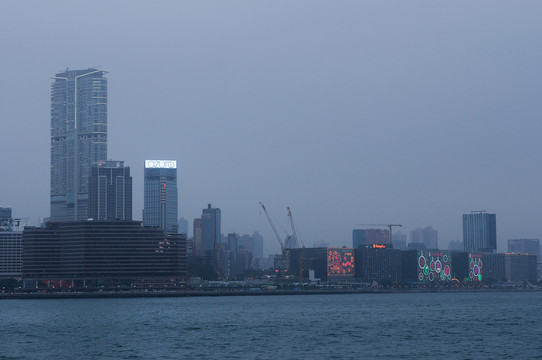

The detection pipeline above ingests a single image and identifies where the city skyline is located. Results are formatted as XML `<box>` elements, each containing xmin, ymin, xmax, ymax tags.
<box><xmin>1</xmin><ymin>2</ymin><xmax>542</xmax><ymax>256</ymax></box>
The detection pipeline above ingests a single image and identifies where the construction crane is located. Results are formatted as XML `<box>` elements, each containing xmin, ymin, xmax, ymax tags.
<box><xmin>287</xmin><ymin>207</ymin><xmax>305</xmax><ymax>282</ymax></box>
<box><xmin>356</xmin><ymin>224</ymin><xmax>402</xmax><ymax>246</ymax></box>
<box><xmin>259</xmin><ymin>202</ymin><xmax>287</xmax><ymax>277</ymax></box>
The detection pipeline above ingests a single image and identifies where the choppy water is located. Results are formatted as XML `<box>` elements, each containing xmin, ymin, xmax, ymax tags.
<box><xmin>2</xmin><ymin>292</ymin><xmax>542</xmax><ymax>359</ymax></box>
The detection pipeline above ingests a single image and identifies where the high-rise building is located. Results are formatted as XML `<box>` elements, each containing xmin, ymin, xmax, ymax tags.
<box><xmin>50</xmin><ymin>68</ymin><xmax>108</xmax><ymax>221</ymax></box>
<box><xmin>178</xmin><ymin>217</ymin><xmax>189</xmax><ymax>235</ymax></box>
<box><xmin>202</xmin><ymin>203</ymin><xmax>221</xmax><ymax>254</ymax></box>
<box><xmin>88</xmin><ymin>160</ymin><xmax>132</xmax><ymax>221</ymax></box>
<box><xmin>463</xmin><ymin>212</ymin><xmax>496</xmax><ymax>253</ymax></box>
<box><xmin>192</xmin><ymin>218</ymin><xmax>203</xmax><ymax>257</ymax></box>
<box><xmin>0</xmin><ymin>207</ymin><xmax>22</xmax><ymax>277</ymax></box>
<box><xmin>0</xmin><ymin>207</ymin><xmax>13</xmax><ymax>230</ymax></box>
<box><xmin>143</xmin><ymin>160</ymin><xmax>178</xmax><ymax>233</ymax></box>
<box><xmin>410</xmin><ymin>226</ymin><xmax>438</xmax><ymax>249</ymax></box>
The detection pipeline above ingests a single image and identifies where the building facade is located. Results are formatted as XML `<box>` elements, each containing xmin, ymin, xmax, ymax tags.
<box><xmin>88</xmin><ymin>160</ymin><xmax>132</xmax><ymax>221</ymax></box>
<box><xmin>143</xmin><ymin>160</ymin><xmax>178</xmax><ymax>233</ymax></box>
<box><xmin>0</xmin><ymin>231</ymin><xmax>22</xmax><ymax>278</ymax></box>
<box><xmin>463</xmin><ymin>212</ymin><xmax>496</xmax><ymax>253</ymax></box>
<box><xmin>22</xmin><ymin>221</ymin><xmax>187</xmax><ymax>287</ymax></box>
<box><xmin>507</xmin><ymin>239</ymin><xmax>540</xmax><ymax>257</ymax></box>
<box><xmin>50</xmin><ymin>68</ymin><xmax>108</xmax><ymax>221</ymax></box>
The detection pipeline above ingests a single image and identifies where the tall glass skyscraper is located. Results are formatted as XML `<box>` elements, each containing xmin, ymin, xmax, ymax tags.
<box><xmin>143</xmin><ymin>160</ymin><xmax>178</xmax><ymax>233</ymax></box>
<box><xmin>463</xmin><ymin>212</ymin><xmax>497</xmax><ymax>253</ymax></box>
<box><xmin>50</xmin><ymin>68</ymin><xmax>108</xmax><ymax>221</ymax></box>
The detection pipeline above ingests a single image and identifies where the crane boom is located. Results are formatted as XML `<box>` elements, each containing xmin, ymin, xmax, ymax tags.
<box><xmin>287</xmin><ymin>207</ymin><xmax>305</xmax><ymax>282</ymax></box>
<box><xmin>260</xmin><ymin>202</ymin><xmax>287</xmax><ymax>277</ymax></box>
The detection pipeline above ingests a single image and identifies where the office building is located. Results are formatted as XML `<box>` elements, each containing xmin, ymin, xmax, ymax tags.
<box><xmin>50</xmin><ymin>68</ymin><xmax>108</xmax><ymax>221</ymax></box>
<box><xmin>22</xmin><ymin>220</ymin><xmax>187</xmax><ymax>287</ymax></box>
<box><xmin>410</xmin><ymin>226</ymin><xmax>438</xmax><ymax>249</ymax></box>
<box><xmin>202</xmin><ymin>203</ymin><xmax>221</xmax><ymax>255</ymax></box>
<box><xmin>355</xmin><ymin>247</ymin><xmax>402</xmax><ymax>283</ymax></box>
<box><xmin>507</xmin><ymin>239</ymin><xmax>540</xmax><ymax>257</ymax></box>
<box><xmin>88</xmin><ymin>160</ymin><xmax>132</xmax><ymax>221</ymax></box>
<box><xmin>0</xmin><ymin>231</ymin><xmax>22</xmax><ymax>278</ymax></box>
<box><xmin>192</xmin><ymin>218</ymin><xmax>204</xmax><ymax>257</ymax></box>
<box><xmin>463</xmin><ymin>212</ymin><xmax>496</xmax><ymax>253</ymax></box>
<box><xmin>353</xmin><ymin>229</ymin><xmax>390</xmax><ymax>248</ymax></box>
<box><xmin>143</xmin><ymin>160</ymin><xmax>178</xmax><ymax>233</ymax></box>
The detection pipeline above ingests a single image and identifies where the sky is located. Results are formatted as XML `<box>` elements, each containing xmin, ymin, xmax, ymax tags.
<box><xmin>1</xmin><ymin>1</ymin><xmax>541</xmax><ymax>256</ymax></box>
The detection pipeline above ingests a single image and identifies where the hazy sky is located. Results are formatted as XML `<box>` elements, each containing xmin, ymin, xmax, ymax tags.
<box><xmin>1</xmin><ymin>1</ymin><xmax>541</xmax><ymax>256</ymax></box>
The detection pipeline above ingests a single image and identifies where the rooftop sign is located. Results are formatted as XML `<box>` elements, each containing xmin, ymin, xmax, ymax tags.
<box><xmin>145</xmin><ymin>160</ymin><xmax>177</xmax><ymax>169</ymax></box>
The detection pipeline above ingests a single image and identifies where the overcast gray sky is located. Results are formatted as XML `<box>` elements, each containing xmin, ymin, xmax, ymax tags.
<box><xmin>1</xmin><ymin>1</ymin><xmax>541</xmax><ymax>255</ymax></box>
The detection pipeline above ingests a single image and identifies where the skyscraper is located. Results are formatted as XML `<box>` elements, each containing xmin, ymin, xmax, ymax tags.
<box><xmin>463</xmin><ymin>211</ymin><xmax>496</xmax><ymax>253</ymax></box>
<box><xmin>202</xmin><ymin>203</ymin><xmax>221</xmax><ymax>255</ymax></box>
<box><xmin>50</xmin><ymin>68</ymin><xmax>108</xmax><ymax>221</ymax></box>
<box><xmin>88</xmin><ymin>160</ymin><xmax>132</xmax><ymax>221</ymax></box>
<box><xmin>143</xmin><ymin>160</ymin><xmax>178</xmax><ymax>233</ymax></box>
<box><xmin>410</xmin><ymin>226</ymin><xmax>438</xmax><ymax>249</ymax></box>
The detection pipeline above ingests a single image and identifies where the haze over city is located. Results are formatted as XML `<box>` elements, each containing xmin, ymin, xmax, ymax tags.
<box><xmin>1</xmin><ymin>1</ymin><xmax>541</xmax><ymax>255</ymax></box>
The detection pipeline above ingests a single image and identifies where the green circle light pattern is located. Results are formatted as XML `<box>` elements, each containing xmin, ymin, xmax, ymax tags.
<box><xmin>417</xmin><ymin>250</ymin><xmax>452</xmax><ymax>283</ymax></box>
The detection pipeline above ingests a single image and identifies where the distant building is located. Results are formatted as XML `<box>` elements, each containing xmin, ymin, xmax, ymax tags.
<box><xmin>0</xmin><ymin>207</ymin><xmax>13</xmax><ymax>231</ymax></box>
<box><xmin>178</xmin><ymin>217</ymin><xmax>189</xmax><ymax>235</ymax></box>
<box><xmin>392</xmin><ymin>232</ymin><xmax>407</xmax><ymax>249</ymax></box>
<box><xmin>353</xmin><ymin>229</ymin><xmax>390</xmax><ymax>248</ymax></box>
<box><xmin>202</xmin><ymin>203</ymin><xmax>221</xmax><ymax>256</ymax></box>
<box><xmin>50</xmin><ymin>68</ymin><xmax>108</xmax><ymax>221</ymax></box>
<box><xmin>410</xmin><ymin>226</ymin><xmax>438</xmax><ymax>249</ymax></box>
<box><xmin>507</xmin><ymin>239</ymin><xmax>540</xmax><ymax>257</ymax></box>
<box><xmin>143</xmin><ymin>160</ymin><xmax>178</xmax><ymax>233</ymax></box>
<box><xmin>88</xmin><ymin>160</ymin><xmax>132</xmax><ymax>221</ymax></box>
<box><xmin>192</xmin><ymin>218</ymin><xmax>204</xmax><ymax>257</ymax></box>
<box><xmin>463</xmin><ymin>212</ymin><xmax>496</xmax><ymax>253</ymax></box>
<box><xmin>408</xmin><ymin>242</ymin><xmax>425</xmax><ymax>251</ymax></box>
<box><xmin>22</xmin><ymin>221</ymin><xmax>187</xmax><ymax>287</ymax></box>
<box><xmin>448</xmin><ymin>240</ymin><xmax>463</xmax><ymax>251</ymax></box>
<box><xmin>238</xmin><ymin>232</ymin><xmax>264</xmax><ymax>264</ymax></box>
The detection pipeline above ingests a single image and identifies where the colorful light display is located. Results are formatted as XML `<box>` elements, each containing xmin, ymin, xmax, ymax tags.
<box><xmin>327</xmin><ymin>248</ymin><xmax>355</xmax><ymax>277</ymax></box>
<box><xmin>417</xmin><ymin>250</ymin><xmax>452</xmax><ymax>282</ymax></box>
<box><xmin>468</xmin><ymin>253</ymin><xmax>483</xmax><ymax>281</ymax></box>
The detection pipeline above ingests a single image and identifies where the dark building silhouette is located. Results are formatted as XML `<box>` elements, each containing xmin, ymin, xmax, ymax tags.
<box><xmin>88</xmin><ymin>160</ymin><xmax>132</xmax><ymax>221</ymax></box>
<box><xmin>355</xmin><ymin>247</ymin><xmax>402</xmax><ymax>283</ymax></box>
<box><xmin>22</xmin><ymin>221</ymin><xmax>186</xmax><ymax>288</ymax></box>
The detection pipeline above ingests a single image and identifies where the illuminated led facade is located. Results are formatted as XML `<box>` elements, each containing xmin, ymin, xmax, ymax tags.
<box><xmin>143</xmin><ymin>160</ymin><xmax>178</xmax><ymax>233</ymax></box>
<box><xmin>50</xmin><ymin>68</ymin><xmax>108</xmax><ymax>221</ymax></box>
<box><xmin>327</xmin><ymin>248</ymin><xmax>355</xmax><ymax>278</ymax></box>
<box><xmin>468</xmin><ymin>253</ymin><xmax>483</xmax><ymax>282</ymax></box>
<box><xmin>417</xmin><ymin>250</ymin><xmax>452</xmax><ymax>282</ymax></box>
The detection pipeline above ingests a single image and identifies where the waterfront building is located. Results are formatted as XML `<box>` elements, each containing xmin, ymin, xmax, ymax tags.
<box><xmin>353</xmin><ymin>229</ymin><xmax>390</xmax><ymax>248</ymax></box>
<box><xmin>0</xmin><ymin>231</ymin><xmax>22</xmax><ymax>278</ymax></box>
<box><xmin>410</xmin><ymin>226</ymin><xmax>438</xmax><ymax>249</ymax></box>
<box><xmin>50</xmin><ymin>68</ymin><xmax>108</xmax><ymax>221</ymax></box>
<box><xmin>88</xmin><ymin>160</ymin><xmax>132</xmax><ymax>221</ymax></box>
<box><xmin>401</xmin><ymin>250</ymin><xmax>418</xmax><ymax>282</ymax></box>
<box><xmin>504</xmin><ymin>253</ymin><xmax>537</xmax><ymax>283</ymax></box>
<box><xmin>355</xmin><ymin>247</ymin><xmax>401</xmax><ymax>283</ymax></box>
<box><xmin>22</xmin><ymin>220</ymin><xmax>187</xmax><ymax>288</ymax></box>
<box><xmin>143</xmin><ymin>160</ymin><xmax>178</xmax><ymax>233</ymax></box>
<box><xmin>289</xmin><ymin>247</ymin><xmax>328</xmax><ymax>282</ymax></box>
<box><xmin>463</xmin><ymin>212</ymin><xmax>496</xmax><ymax>253</ymax></box>
<box><xmin>482</xmin><ymin>253</ymin><xmax>506</xmax><ymax>282</ymax></box>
